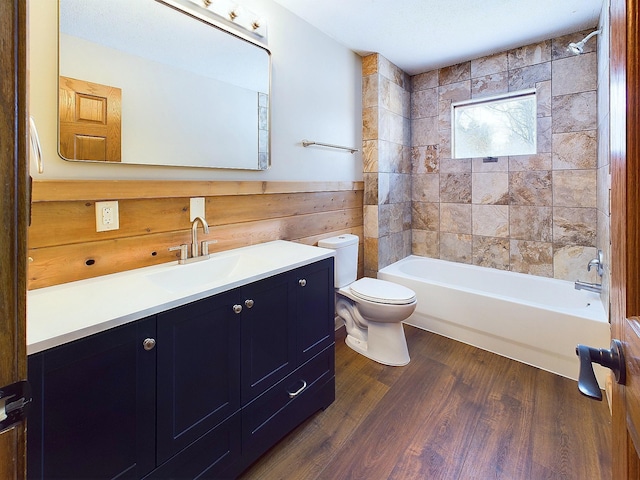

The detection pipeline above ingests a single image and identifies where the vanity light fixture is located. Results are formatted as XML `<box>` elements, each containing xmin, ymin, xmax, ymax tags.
<box><xmin>181</xmin><ymin>0</ymin><xmax>267</xmax><ymax>37</ymax></box>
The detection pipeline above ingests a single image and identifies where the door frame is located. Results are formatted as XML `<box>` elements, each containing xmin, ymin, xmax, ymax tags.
<box><xmin>0</xmin><ymin>0</ymin><xmax>29</xmax><ymax>477</ymax></box>
<box><xmin>610</xmin><ymin>0</ymin><xmax>640</xmax><ymax>477</ymax></box>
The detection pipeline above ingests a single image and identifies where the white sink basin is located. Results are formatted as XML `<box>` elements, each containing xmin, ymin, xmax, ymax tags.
<box><xmin>146</xmin><ymin>252</ymin><xmax>274</xmax><ymax>292</ymax></box>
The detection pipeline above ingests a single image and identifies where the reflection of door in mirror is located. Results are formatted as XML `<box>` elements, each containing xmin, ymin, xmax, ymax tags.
<box><xmin>59</xmin><ymin>76</ymin><xmax>122</xmax><ymax>162</ymax></box>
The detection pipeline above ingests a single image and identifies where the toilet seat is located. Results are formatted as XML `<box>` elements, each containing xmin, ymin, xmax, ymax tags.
<box><xmin>349</xmin><ymin>278</ymin><xmax>416</xmax><ymax>305</ymax></box>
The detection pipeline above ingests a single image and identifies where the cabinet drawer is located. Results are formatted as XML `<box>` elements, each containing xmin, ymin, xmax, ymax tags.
<box><xmin>146</xmin><ymin>412</ymin><xmax>241</xmax><ymax>480</ymax></box>
<box><xmin>241</xmin><ymin>345</ymin><xmax>335</xmax><ymax>462</ymax></box>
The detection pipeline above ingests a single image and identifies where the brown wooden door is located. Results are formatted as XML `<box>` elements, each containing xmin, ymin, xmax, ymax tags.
<box><xmin>611</xmin><ymin>0</ymin><xmax>640</xmax><ymax>478</ymax></box>
<box><xmin>59</xmin><ymin>76</ymin><xmax>122</xmax><ymax>162</ymax></box>
<box><xmin>0</xmin><ymin>0</ymin><xmax>29</xmax><ymax>478</ymax></box>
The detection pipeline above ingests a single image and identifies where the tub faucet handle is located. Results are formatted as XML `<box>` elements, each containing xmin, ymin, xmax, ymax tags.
<box><xmin>587</xmin><ymin>249</ymin><xmax>604</xmax><ymax>277</ymax></box>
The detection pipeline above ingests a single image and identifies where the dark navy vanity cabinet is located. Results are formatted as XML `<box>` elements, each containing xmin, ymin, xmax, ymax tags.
<box><xmin>27</xmin><ymin>258</ymin><xmax>335</xmax><ymax>479</ymax></box>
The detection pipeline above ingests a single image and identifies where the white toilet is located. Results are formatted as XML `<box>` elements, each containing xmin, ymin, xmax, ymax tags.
<box><xmin>318</xmin><ymin>234</ymin><xmax>417</xmax><ymax>366</ymax></box>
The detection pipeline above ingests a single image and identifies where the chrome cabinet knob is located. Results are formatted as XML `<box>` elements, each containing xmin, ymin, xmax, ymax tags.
<box><xmin>142</xmin><ymin>338</ymin><xmax>156</xmax><ymax>351</ymax></box>
<box><xmin>245</xmin><ymin>299</ymin><xmax>254</xmax><ymax>309</ymax></box>
<box><xmin>233</xmin><ymin>304</ymin><xmax>243</xmax><ymax>314</ymax></box>
<box><xmin>298</xmin><ymin>279</ymin><xmax>307</xmax><ymax>287</ymax></box>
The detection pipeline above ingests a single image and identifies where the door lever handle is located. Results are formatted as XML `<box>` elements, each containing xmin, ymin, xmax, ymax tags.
<box><xmin>575</xmin><ymin>339</ymin><xmax>626</xmax><ymax>401</ymax></box>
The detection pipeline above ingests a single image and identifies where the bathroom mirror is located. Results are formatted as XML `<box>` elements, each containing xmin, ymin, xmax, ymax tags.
<box><xmin>58</xmin><ymin>0</ymin><xmax>270</xmax><ymax>170</ymax></box>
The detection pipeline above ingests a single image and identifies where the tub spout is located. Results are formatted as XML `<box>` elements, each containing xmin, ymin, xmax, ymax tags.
<box><xmin>574</xmin><ymin>280</ymin><xmax>602</xmax><ymax>293</ymax></box>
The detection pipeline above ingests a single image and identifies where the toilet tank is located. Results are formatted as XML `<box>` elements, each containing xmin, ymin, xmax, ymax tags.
<box><xmin>318</xmin><ymin>234</ymin><xmax>359</xmax><ymax>288</ymax></box>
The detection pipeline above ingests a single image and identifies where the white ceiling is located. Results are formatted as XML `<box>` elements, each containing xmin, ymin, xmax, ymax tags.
<box><xmin>270</xmin><ymin>0</ymin><xmax>603</xmax><ymax>75</ymax></box>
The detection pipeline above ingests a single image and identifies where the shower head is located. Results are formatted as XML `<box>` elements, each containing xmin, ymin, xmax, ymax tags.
<box><xmin>568</xmin><ymin>30</ymin><xmax>601</xmax><ymax>55</ymax></box>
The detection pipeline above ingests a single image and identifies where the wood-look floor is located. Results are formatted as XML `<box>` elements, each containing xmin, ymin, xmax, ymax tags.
<box><xmin>239</xmin><ymin>325</ymin><xmax>612</xmax><ymax>480</ymax></box>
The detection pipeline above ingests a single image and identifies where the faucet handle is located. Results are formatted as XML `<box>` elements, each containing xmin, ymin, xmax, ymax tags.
<box><xmin>169</xmin><ymin>244</ymin><xmax>189</xmax><ymax>262</ymax></box>
<box><xmin>201</xmin><ymin>240</ymin><xmax>218</xmax><ymax>256</ymax></box>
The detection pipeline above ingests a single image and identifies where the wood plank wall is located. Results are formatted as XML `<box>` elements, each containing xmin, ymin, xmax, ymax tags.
<box><xmin>28</xmin><ymin>180</ymin><xmax>364</xmax><ymax>290</ymax></box>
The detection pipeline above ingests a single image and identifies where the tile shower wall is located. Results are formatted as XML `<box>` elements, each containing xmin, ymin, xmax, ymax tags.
<box><xmin>362</xmin><ymin>54</ymin><xmax>412</xmax><ymax>277</ymax></box>
<box><xmin>410</xmin><ymin>30</ymin><xmax>600</xmax><ymax>282</ymax></box>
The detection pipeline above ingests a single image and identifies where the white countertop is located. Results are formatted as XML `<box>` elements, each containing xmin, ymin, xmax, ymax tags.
<box><xmin>27</xmin><ymin>240</ymin><xmax>334</xmax><ymax>355</ymax></box>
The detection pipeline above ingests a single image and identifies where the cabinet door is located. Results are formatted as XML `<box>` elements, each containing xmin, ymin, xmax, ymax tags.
<box><xmin>241</xmin><ymin>271</ymin><xmax>296</xmax><ymax>403</ymax></box>
<box><xmin>296</xmin><ymin>258</ymin><xmax>335</xmax><ymax>363</ymax></box>
<box><xmin>27</xmin><ymin>317</ymin><xmax>157</xmax><ymax>480</ymax></box>
<box><xmin>156</xmin><ymin>289</ymin><xmax>241</xmax><ymax>465</ymax></box>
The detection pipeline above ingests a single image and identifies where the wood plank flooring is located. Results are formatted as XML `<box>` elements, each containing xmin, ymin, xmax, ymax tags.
<box><xmin>239</xmin><ymin>325</ymin><xmax>612</xmax><ymax>480</ymax></box>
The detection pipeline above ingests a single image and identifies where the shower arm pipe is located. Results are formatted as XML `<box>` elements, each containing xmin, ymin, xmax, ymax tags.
<box><xmin>302</xmin><ymin>139</ymin><xmax>359</xmax><ymax>154</ymax></box>
<box><xmin>580</xmin><ymin>29</ymin><xmax>601</xmax><ymax>45</ymax></box>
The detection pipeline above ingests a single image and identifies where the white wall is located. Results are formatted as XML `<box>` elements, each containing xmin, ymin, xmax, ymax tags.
<box><xmin>29</xmin><ymin>0</ymin><xmax>363</xmax><ymax>181</ymax></box>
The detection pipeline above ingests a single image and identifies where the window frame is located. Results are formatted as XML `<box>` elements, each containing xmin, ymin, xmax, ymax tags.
<box><xmin>451</xmin><ymin>88</ymin><xmax>537</xmax><ymax>159</ymax></box>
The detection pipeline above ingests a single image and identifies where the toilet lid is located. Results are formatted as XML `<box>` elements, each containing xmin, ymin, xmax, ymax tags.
<box><xmin>349</xmin><ymin>278</ymin><xmax>416</xmax><ymax>305</ymax></box>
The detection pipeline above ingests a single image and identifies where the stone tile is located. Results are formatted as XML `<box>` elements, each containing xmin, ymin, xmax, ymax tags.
<box><xmin>402</xmin><ymin>202</ymin><xmax>412</xmax><ymax>231</ymax></box>
<box><xmin>411</xmin><ymin>145</ymin><xmax>439</xmax><ymax>173</ymax></box>
<box><xmin>508</xmin><ymin>153</ymin><xmax>552</xmax><ymax>171</ymax></box>
<box><xmin>362</xmin><ymin>54</ymin><xmax>378</xmax><ymax>76</ymax></box>
<box><xmin>438</xmin><ymin>131</ymin><xmax>452</xmax><ymax>158</ymax></box>
<box><xmin>399</xmin><ymin>145</ymin><xmax>412</xmax><ymax>175</ymax></box>
<box><xmin>439</xmin><ymin>62</ymin><xmax>471</xmax><ymax>85</ymax></box>
<box><xmin>509</xmin><ymin>240</ymin><xmax>553</xmax><ymax>277</ymax></box>
<box><xmin>412</xmin><ymin>230</ymin><xmax>439</xmax><ymax>258</ymax></box>
<box><xmin>363</xmin><ymin>173</ymin><xmax>378</xmax><ymax>205</ymax></box>
<box><xmin>412</xmin><ymin>70</ymin><xmax>438</xmax><ymax>91</ymax></box>
<box><xmin>362</xmin><ymin>74</ymin><xmax>379</xmax><ymax>108</ymax></box>
<box><xmin>472</xmin><ymin>173</ymin><xmax>509</xmax><ymax>205</ymax></box>
<box><xmin>473</xmin><ymin>236</ymin><xmax>510</xmax><ymax>270</ymax></box>
<box><xmin>508</xmin><ymin>40</ymin><xmax>552</xmax><ymax>68</ymax></box>
<box><xmin>553</xmin><ymin>207</ymin><xmax>597</xmax><ymax>247</ymax></box>
<box><xmin>510</xmin><ymin>206</ymin><xmax>553</xmax><ymax>242</ymax></box>
<box><xmin>380</xmin><ymin>231</ymin><xmax>407</xmax><ymax>268</ymax></box>
<box><xmin>362</xmin><ymin>140</ymin><xmax>378</xmax><ymax>173</ymax></box>
<box><xmin>438</xmin><ymin>80</ymin><xmax>471</xmax><ymax>104</ymax></box>
<box><xmin>551</xmin><ymin>30</ymin><xmax>597</xmax><ymax>60</ymax></box>
<box><xmin>362</xmin><ymin>106</ymin><xmax>378</xmax><ymax>141</ymax></box>
<box><xmin>412</xmin><ymin>173</ymin><xmax>440</xmax><ymax>202</ymax></box>
<box><xmin>536</xmin><ymin>80</ymin><xmax>552</xmax><ymax>117</ymax></box>
<box><xmin>440</xmin><ymin>157</ymin><xmax>471</xmax><ymax>173</ymax></box>
<box><xmin>552</xmin><ymin>130</ymin><xmax>597</xmax><ymax>169</ymax></box>
<box><xmin>378</xmin><ymin>204</ymin><xmax>391</xmax><ymax>237</ymax></box>
<box><xmin>537</xmin><ymin>116</ymin><xmax>552</xmax><ymax>154</ymax></box>
<box><xmin>472</xmin><ymin>156</ymin><xmax>509</xmax><ymax>172</ymax></box>
<box><xmin>364</xmin><ymin>236</ymin><xmax>379</xmax><ymax>273</ymax></box>
<box><xmin>411</xmin><ymin>87</ymin><xmax>438</xmax><ymax>119</ymax></box>
<box><xmin>440</xmin><ymin>173</ymin><xmax>472</xmax><ymax>203</ymax></box>
<box><xmin>440</xmin><ymin>233</ymin><xmax>472</xmax><ymax>263</ymax></box>
<box><xmin>597</xmin><ymin>164</ymin><xmax>611</xmax><ymax>215</ymax></box>
<box><xmin>551</xmin><ymin>91</ymin><xmax>597</xmax><ymax>133</ymax></box>
<box><xmin>411</xmin><ymin>116</ymin><xmax>438</xmax><ymax>146</ymax></box>
<box><xmin>378</xmin><ymin>173</ymin><xmax>390</xmax><ymax>204</ymax></box>
<box><xmin>440</xmin><ymin>203</ymin><xmax>472</xmax><ymax>234</ymax></box>
<box><xmin>389</xmin><ymin>173</ymin><xmax>411</xmax><ymax>204</ymax></box>
<box><xmin>382</xmin><ymin>203</ymin><xmax>406</xmax><ymax>234</ymax></box>
<box><xmin>553</xmin><ymin>245</ymin><xmax>599</xmax><ymax>282</ymax></box>
<box><xmin>378</xmin><ymin>140</ymin><xmax>405</xmax><ymax>173</ymax></box>
<box><xmin>552</xmin><ymin>53</ymin><xmax>597</xmax><ymax>96</ymax></box>
<box><xmin>379</xmin><ymin>109</ymin><xmax>405</xmax><ymax>144</ymax></box>
<box><xmin>472</xmin><ymin>204</ymin><xmax>509</xmax><ymax>237</ymax></box>
<box><xmin>412</xmin><ymin>202</ymin><xmax>439</xmax><ymax>230</ymax></box>
<box><xmin>471</xmin><ymin>52</ymin><xmax>508</xmax><ymax>78</ymax></box>
<box><xmin>381</xmin><ymin>77</ymin><xmax>405</xmax><ymax>116</ymax></box>
<box><xmin>471</xmin><ymin>72</ymin><xmax>509</xmax><ymax>98</ymax></box>
<box><xmin>363</xmin><ymin>205</ymin><xmax>378</xmax><ymax>238</ymax></box>
<box><xmin>509</xmin><ymin>170</ymin><xmax>553</xmax><ymax>206</ymax></box>
<box><xmin>553</xmin><ymin>170</ymin><xmax>597</xmax><ymax>208</ymax></box>
<box><xmin>508</xmin><ymin>62</ymin><xmax>552</xmax><ymax>91</ymax></box>
<box><xmin>379</xmin><ymin>55</ymin><xmax>407</xmax><ymax>88</ymax></box>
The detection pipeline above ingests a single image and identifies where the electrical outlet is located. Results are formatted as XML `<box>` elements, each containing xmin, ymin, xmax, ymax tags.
<box><xmin>190</xmin><ymin>197</ymin><xmax>205</xmax><ymax>221</ymax></box>
<box><xmin>96</xmin><ymin>201</ymin><xmax>119</xmax><ymax>232</ymax></box>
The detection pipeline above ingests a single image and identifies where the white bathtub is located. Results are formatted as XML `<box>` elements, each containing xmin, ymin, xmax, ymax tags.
<box><xmin>378</xmin><ymin>255</ymin><xmax>611</xmax><ymax>387</ymax></box>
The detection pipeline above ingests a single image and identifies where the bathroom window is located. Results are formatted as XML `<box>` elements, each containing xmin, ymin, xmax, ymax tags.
<box><xmin>451</xmin><ymin>89</ymin><xmax>537</xmax><ymax>159</ymax></box>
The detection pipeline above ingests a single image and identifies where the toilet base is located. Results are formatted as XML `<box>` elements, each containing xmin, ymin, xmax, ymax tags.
<box><xmin>345</xmin><ymin>321</ymin><xmax>410</xmax><ymax>366</ymax></box>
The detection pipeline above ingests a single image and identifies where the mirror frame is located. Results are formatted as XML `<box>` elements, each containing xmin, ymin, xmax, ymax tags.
<box><xmin>57</xmin><ymin>0</ymin><xmax>272</xmax><ymax>170</ymax></box>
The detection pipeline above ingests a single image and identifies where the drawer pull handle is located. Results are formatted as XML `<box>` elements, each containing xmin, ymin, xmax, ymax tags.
<box><xmin>287</xmin><ymin>380</ymin><xmax>307</xmax><ymax>399</ymax></box>
<box><xmin>299</xmin><ymin>279</ymin><xmax>307</xmax><ymax>287</ymax></box>
<box><xmin>142</xmin><ymin>338</ymin><xmax>156</xmax><ymax>351</ymax></box>
<box><xmin>233</xmin><ymin>304</ymin><xmax>243</xmax><ymax>314</ymax></box>
<box><xmin>245</xmin><ymin>299</ymin><xmax>254</xmax><ymax>308</ymax></box>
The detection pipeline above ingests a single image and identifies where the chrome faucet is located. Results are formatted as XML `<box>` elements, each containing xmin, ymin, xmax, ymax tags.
<box><xmin>191</xmin><ymin>216</ymin><xmax>209</xmax><ymax>258</ymax></box>
<box><xmin>575</xmin><ymin>249</ymin><xmax>604</xmax><ymax>293</ymax></box>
